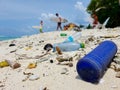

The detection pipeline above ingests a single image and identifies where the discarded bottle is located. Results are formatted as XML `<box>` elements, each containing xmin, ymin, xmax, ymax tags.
<box><xmin>76</xmin><ymin>40</ymin><xmax>117</xmax><ymax>83</ymax></box>
<box><xmin>64</xmin><ymin>32</ymin><xmax>81</xmax><ymax>42</ymax></box>
<box><xmin>60</xmin><ymin>33</ymin><xmax>67</xmax><ymax>36</ymax></box>
<box><xmin>53</xmin><ymin>42</ymin><xmax>85</xmax><ymax>52</ymax></box>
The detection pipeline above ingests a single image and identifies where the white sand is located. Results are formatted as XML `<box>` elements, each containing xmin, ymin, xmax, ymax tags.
<box><xmin>0</xmin><ymin>28</ymin><xmax>120</xmax><ymax>90</ymax></box>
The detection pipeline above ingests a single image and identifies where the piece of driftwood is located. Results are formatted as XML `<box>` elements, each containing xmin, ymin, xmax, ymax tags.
<box><xmin>100</xmin><ymin>35</ymin><xmax>120</xmax><ymax>38</ymax></box>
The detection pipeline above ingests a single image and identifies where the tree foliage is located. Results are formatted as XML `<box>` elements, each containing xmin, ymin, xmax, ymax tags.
<box><xmin>87</xmin><ymin>0</ymin><xmax>120</xmax><ymax>28</ymax></box>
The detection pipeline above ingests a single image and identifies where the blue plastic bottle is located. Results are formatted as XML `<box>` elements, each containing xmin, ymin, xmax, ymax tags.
<box><xmin>53</xmin><ymin>42</ymin><xmax>83</xmax><ymax>52</ymax></box>
<box><xmin>76</xmin><ymin>40</ymin><xmax>117</xmax><ymax>83</ymax></box>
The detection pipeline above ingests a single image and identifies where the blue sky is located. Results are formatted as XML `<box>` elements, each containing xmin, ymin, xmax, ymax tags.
<box><xmin>0</xmin><ymin>0</ymin><xmax>91</xmax><ymax>37</ymax></box>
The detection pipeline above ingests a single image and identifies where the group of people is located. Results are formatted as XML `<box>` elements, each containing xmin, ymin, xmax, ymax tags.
<box><xmin>39</xmin><ymin>13</ymin><xmax>63</xmax><ymax>33</ymax></box>
<box><xmin>39</xmin><ymin>12</ymin><xmax>100</xmax><ymax>33</ymax></box>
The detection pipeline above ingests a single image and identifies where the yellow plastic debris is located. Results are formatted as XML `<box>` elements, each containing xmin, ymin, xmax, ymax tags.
<box><xmin>0</xmin><ymin>60</ymin><xmax>9</xmax><ymax>68</ymax></box>
<box><xmin>27</xmin><ymin>63</ymin><xmax>37</xmax><ymax>69</ymax></box>
<box><xmin>25</xmin><ymin>46</ymin><xmax>32</xmax><ymax>51</ymax></box>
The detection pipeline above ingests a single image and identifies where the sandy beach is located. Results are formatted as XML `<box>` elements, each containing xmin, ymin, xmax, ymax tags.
<box><xmin>0</xmin><ymin>28</ymin><xmax>120</xmax><ymax>90</ymax></box>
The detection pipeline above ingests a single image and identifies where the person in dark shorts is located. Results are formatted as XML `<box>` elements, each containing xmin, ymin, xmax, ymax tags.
<box><xmin>56</xmin><ymin>13</ymin><xmax>62</xmax><ymax>30</ymax></box>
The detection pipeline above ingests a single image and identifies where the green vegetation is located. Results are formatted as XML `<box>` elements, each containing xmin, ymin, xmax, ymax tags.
<box><xmin>87</xmin><ymin>0</ymin><xmax>120</xmax><ymax>28</ymax></box>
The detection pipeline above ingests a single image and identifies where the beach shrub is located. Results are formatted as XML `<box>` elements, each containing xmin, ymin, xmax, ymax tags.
<box><xmin>87</xmin><ymin>0</ymin><xmax>120</xmax><ymax>28</ymax></box>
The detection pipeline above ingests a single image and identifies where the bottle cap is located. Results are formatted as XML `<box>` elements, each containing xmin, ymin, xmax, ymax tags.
<box><xmin>80</xmin><ymin>43</ymin><xmax>85</xmax><ymax>48</ymax></box>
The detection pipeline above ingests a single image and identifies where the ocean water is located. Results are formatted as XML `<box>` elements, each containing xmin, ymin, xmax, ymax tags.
<box><xmin>0</xmin><ymin>36</ymin><xmax>19</xmax><ymax>41</ymax></box>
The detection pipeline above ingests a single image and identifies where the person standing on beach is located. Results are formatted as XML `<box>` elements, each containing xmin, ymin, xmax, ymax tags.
<box><xmin>56</xmin><ymin>13</ymin><xmax>62</xmax><ymax>30</ymax></box>
<box><xmin>40</xmin><ymin>20</ymin><xmax>43</xmax><ymax>33</ymax></box>
<box><xmin>92</xmin><ymin>13</ymin><xmax>99</xmax><ymax>28</ymax></box>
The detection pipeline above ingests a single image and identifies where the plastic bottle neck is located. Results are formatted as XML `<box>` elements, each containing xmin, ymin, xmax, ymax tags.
<box><xmin>68</xmin><ymin>36</ymin><xmax>74</xmax><ymax>42</ymax></box>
